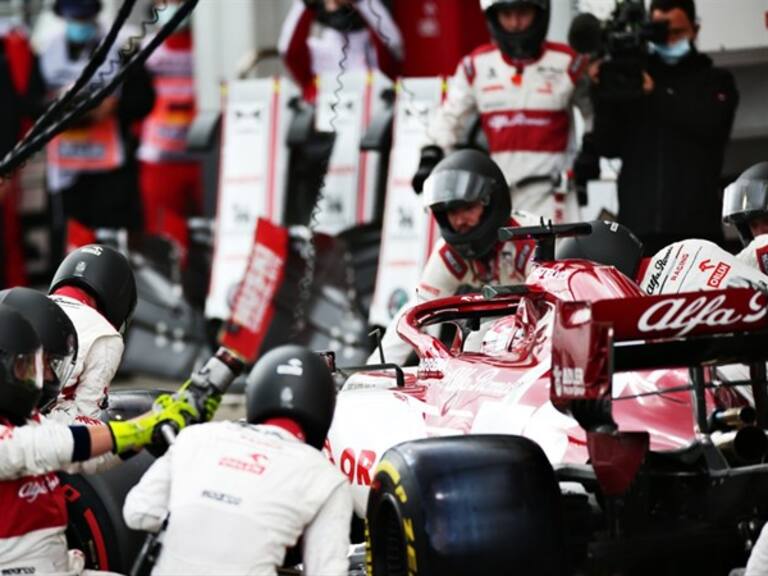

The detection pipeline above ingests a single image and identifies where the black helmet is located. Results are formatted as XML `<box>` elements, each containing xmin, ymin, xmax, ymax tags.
<box><xmin>305</xmin><ymin>0</ymin><xmax>366</xmax><ymax>32</ymax></box>
<box><xmin>480</xmin><ymin>0</ymin><xmax>550</xmax><ymax>61</ymax></box>
<box><xmin>54</xmin><ymin>0</ymin><xmax>102</xmax><ymax>19</ymax></box>
<box><xmin>722</xmin><ymin>162</ymin><xmax>768</xmax><ymax>245</ymax></box>
<box><xmin>245</xmin><ymin>345</ymin><xmax>336</xmax><ymax>450</ymax></box>
<box><xmin>556</xmin><ymin>220</ymin><xmax>644</xmax><ymax>280</ymax></box>
<box><xmin>49</xmin><ymin>244</ymin><xmax>137</xmax><ymax>334</ymax></box>
<box><xmin>0</xmin><ymin>304</ymin><xmax>44</xmax><ymax>426</ymax></box>
<box><xmin>0</xmin><ymin>288</ymin><xmax>78</xmax><ymax>412</ymax></box>
<box><xmin>424</xmin><ymin>149</ymin><xmax>511</xmax><ymax>260</ymax></box>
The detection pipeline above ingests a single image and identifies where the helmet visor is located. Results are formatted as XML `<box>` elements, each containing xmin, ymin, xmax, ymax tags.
<box><xmin>48</xmin><ymin>348</ymin><xmax>77</xmax><ymax>390</ymax></box>
<box><xmin>423</xmin><ymin>169</ymin><xmax>496</xmax><ymax>211</ymax></box>
<box><xmin>723</xmin><ymin>179</ymin><xmax>768</xmax><ymax>222</ymax></box>
<box><xmin>5</xmin><ymin>349</ymin><xmax>44</xmax><ymax>393</ymax></box>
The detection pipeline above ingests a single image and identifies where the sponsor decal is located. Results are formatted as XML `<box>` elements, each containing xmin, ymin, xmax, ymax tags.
<box><xmin>487</xmin><ymin>112</ymin><xmax>551</xmax><ymax>132</ymax></box>
<box><xmin>18</xmin><ymin>475</ymin><xmax>60</xmax><ymax>504</ymax></box>
<box><xmin>202</xmin><ymin>489</ymin><xmax>242</xmax><ymax>506</ymax></box>
<box><xmin>439</xmin><ymin>244</ymin><xmax>468</xmax><ymax>280</ymax></box>
<box><xmin>643</xmin><ymin>246</ymin><xmax>673</xmax><ymax>294</ymax></box>
<box><xmin>2</xmin><ymin>568</ymin><xmax>36</xmax><ymax>575</ymax></box>
<box><xmin>669</xmin><ymin>251</ymin><xmax>690</xmax><ymax>283</ymax></box>
<box><xmin>218</xmin><ymin>453</ymin><xmax>269</xmax><ymax>475</ymax></box>
<box><xmin>757</xmin><ymin>244</ymin><xmax>768</xmax><ymax>275</ymax></box>
<box><xmin>699</xmin><ymin>259</ymin><xmax>716</xmax><ymax>272</ymax></box>
<box><xmin>417</xmin><ymin>283</ymin><xmax>440</xmax><ymax>298</ymax></box>
<box><xmin>276</xmin><ymin>358</ymin><xmax>303</xmax><ymax>377</ymax></box>
<box><xmin>80</xmin><ymin>245</ymin><xmax>103</xmax><ymax>257</ymax></box>
<box><xmin>552</xmin><ymin>365</ymin><xmax>585</xmax><ymax>397</ymax></box>
<box><xmin>638</xmin><ymin>292</ymin><xmax>767</xmax><ymax>337</ymax></box>
<box><xmin>340</xmin><ymin>448</ymin><xmax>378</xmax><ymax>486</ymax></box>
<box><xmin>706</xmin><ymin>262</ymin><xmax>731</xmax><ymax>288</ymax></box>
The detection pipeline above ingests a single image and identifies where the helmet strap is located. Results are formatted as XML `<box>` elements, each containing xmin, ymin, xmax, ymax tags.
<box><xmin>263</xmin><ymin>417</ymin><xmax>306</xmax><ymax>442</ymax></box>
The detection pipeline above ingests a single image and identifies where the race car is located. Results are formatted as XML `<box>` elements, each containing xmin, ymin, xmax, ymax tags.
<box><xmin>326</xmin><ymin>223</ymin><xmax>768</xmax><ymax>575</ymax></box>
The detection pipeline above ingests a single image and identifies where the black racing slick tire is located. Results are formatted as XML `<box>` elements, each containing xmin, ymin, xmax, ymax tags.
<box><xmin>366</xmin><ymin>435</ymin><xmax>565</xmax><ymax>576</ymax></box>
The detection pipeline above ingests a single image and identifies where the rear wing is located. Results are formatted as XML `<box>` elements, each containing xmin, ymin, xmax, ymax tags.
<box><xmin>551</xmin><ymin>287</ymin><xmax>768</xmax><ymax>428</ymax></box>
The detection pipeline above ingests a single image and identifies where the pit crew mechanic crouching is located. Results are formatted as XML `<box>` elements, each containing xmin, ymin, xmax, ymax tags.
<box><xmin>372</xmin><ymin>149</ymin><xmax>539</xmax><ymax>366</ymax></box>
<box><xmin>412</xmin><ymin>0</ymin><xmax>590</xmax><ymax>223</ymax></box>
<box><xmin>0</xmin><ymin>302</ymin><xmax>200</xmax><ymax>575</ymax></box>
<box><xmin>722</xmin><ymin>162</ymin><xmax>768</xmax><ymax>275</ymax></box>
<box><xmin>124</xmin><ymin>345</ymin><xmax>353</xmax><ymax>575</ymax></box>
<box><xmin>47</xmin><ymin>244</ymin><xmax>137</xmax><ymax>422</ymax></box>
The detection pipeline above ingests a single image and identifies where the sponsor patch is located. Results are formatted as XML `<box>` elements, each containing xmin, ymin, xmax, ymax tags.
<box><xmin>202</xmin><ymin>489</ymin><xmax>242</xmax><ymax>506</ymax></box>
<box><xmin>218</xmin><ymin>453</ymin><xmax>269</xmax><ymax>475</ymax></box>
<box><xmin>707</xmin><ymin>262</ymin><xmax>731</xmax><ymax>288</ymax></box>
<box><xmin>515</xmin><ymin>242</ymin><xmax>533</xmax><ymax>274</ymax></box>
<box><xmin>757</xmin><ymin>244</ymin><xmax>768</xmax><ymax>275</ymax></box>
<box><xmin>439</xmin><ymin>244</ymin><xmax>468</xmax><ymax>280</ymax></box>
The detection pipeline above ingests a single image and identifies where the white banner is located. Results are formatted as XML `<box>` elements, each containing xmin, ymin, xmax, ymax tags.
<box><xmin>314</xmin><ymin>69</ymin><xmax>392</xmax><ymax>235</ymax></box>
<box><xmin>368</xmin><ymin>77</ymin><xmax>445</xmax><ymax>327</ymax></box>
<box><xmin>206</xmin><ymin>77</ymin><xmax>298</xmax><ymax>320</ymax></box>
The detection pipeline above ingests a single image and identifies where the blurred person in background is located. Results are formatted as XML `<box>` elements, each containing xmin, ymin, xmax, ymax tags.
<box><xmin>412</xmin><ymin>0</ymin><xmax>590</xmax><ymax>223</ymax></box>
<box><xmin>40</xmin><ymin>0</ymin><xmax>154</xmax><ymax>259</ymax></box>
<box><xmin>587</xmin><ymin>0</ymin><xmax>738</xmax><ymax>255</ymax></box>
<box><xmin>279</xmin><ymin>0</ymin><xmax>403</xmax><ymax>101</ymax></box>
<box><xmin>0</xmin><ymin>2</ymin><xmax>45</xmax><ymax>288</ymax></box>
<box><xmin>139</xmin><ymin>0</ymin><xmax>201</xmax><ymax>259</ymax></box>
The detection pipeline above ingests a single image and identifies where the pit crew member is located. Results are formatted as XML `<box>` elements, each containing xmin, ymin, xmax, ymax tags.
<box><xmin>412</xmin><ymin>0</ymin><xmax>589</xmax><ymax>223</ymax></box>
<box><xmin>279</xmin><ymin>0</ymin><xmax>403</xmax><ymax>101</ymax></box>
<box><xmin>0</xmin><ymin>302</ymin><xmax>199</xmax><ymax>574</ymax></box>
<box><xmin>373</xmin><ymin>149</ymin><xmax>539</xmax><ymax>365</ymax></box>
<box><xmin>124</xmin><ymin>345</ymin><xmax>353</xmax><ymax>576</ymax></box>
<box><xmin>48</xmin><ymin>244</ymin><xmax>137</xmax><ymax>421</ymax></box>
<box><xmin>722</xmin><ymin>162</ymin><xmax>768</xmax><ymax>274</ymax></box>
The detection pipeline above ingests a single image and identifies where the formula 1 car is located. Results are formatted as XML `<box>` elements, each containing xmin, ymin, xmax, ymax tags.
<box><xmin>326</xmin><ymin>223</ymin><xmax>768</xmax><ymax>575</ymax></box>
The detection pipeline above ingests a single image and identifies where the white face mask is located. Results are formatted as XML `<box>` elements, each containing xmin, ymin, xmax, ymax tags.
<box><xmin>650</xmin><ymin>38</ymin><xmax>692</xmax><ymax>65</ymax></box>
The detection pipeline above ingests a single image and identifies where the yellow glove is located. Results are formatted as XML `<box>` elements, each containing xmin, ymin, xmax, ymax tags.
<box><xmin>176</xmin><ymin>380</ymin><xmax>222</xmax><ymax>423</ymax></box>
<box><xmin>108</xmin><ymin>394</ymin><xmax>199</xmax><ymax>454</ymax></box>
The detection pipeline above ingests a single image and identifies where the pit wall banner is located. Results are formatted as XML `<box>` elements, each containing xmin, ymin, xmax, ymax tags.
<box><xmin>206</xmin><ymin>77</ymin><xmax>298</xmax><ymax>320</ymax></box>
<box><xmin>313</xmin><ymin>69</ymin><xmax>393</xmax><ymax>235</ymax></box>
<box><xmin>368</xmin><ymin>77</ymin><xmax>446</xmax><ymax>327</ymax></box>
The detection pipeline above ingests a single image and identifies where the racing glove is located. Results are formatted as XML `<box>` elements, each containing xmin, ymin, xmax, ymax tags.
<box><xmin>176</xmin><ymin>379</ymin><xmax>222</xmax><ymax>423</ymax></box>
<box><xmin>412</xmin><ymin>145</ymin><xmax>444</xmax><ymax>194</ymax></box>
<box><xmin>108</xmin><ymin>394</ymin><xmax>199</xmax><ymax>454</ymax></box>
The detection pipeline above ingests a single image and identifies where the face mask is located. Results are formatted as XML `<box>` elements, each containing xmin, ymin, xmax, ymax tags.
<box><xmin>66</xmin><ymin>20</ymin><xmax>98</xmax><ymax>45</ymax></box>
<box><xmin>651</xmin><ymin>38</ymin><xmax>692</xmax><ymax>65</ymax></box>
<box><xmin>156</xmin><ymin>3</ymin><xmax>189</xmax><ymax>30</ymax></box>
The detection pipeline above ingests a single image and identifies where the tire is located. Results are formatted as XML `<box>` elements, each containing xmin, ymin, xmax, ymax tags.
<box><xmin>366</xmin><ymin>435</ymin><xmax>564</xmax><ymax>576</ymax></box>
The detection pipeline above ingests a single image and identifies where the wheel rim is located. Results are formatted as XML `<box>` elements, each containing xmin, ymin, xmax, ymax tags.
<box><xmin>374</xmin><ymin>499</ymin><xmax>408</xmax><ymax>576</ymax></box>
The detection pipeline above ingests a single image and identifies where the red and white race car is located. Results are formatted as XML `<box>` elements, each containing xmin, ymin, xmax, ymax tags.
<box><xmin>326</xmin><ymin>224</ymin><xmax>768</xmax><ymax>576</ymax></box>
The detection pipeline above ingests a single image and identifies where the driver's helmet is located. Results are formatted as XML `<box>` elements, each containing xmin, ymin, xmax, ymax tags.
<box><xmin>0</xmin><ymin>304</ymin><xmax>44</xmax><ymax>426</ymax></box>
<box><xmin>555</xmin><ymin>220</ymin><xmax>644</xmax><ymax>280</ymax></box>
<box><xmin>245</xmin><ymin>345</ymin><xmax>336</xmax><ymax>450</ymax></box>
<box><xmin>0</xmin><ymin>288</ymin><xmax>78</xmax><ymax>412</ymax></box>
<box><xmin>480</xmin><ymin>0</ymin><xmax>550</xmax><ymax>60</ymax></box>
<box><xmin>723</xmin><ymin>161</ymin><xmax>768</xmax><ymax>245</ymax></box>
<box><xmin>424</xmin><ymin>149</ymin><xmax>511</xmax><ymax>260</ymax></box>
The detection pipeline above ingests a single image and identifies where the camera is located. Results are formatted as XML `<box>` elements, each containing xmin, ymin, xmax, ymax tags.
<box><xmin>569</xmin><ymin>0</ymin><xmax>669</xmax><ymax>101</ymax></box>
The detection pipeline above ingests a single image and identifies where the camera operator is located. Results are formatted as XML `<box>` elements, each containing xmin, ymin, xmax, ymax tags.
<box><xmin>586</xmin><ymin>0</ymin><xmax>738</xmax><ymax>255</ymax></box>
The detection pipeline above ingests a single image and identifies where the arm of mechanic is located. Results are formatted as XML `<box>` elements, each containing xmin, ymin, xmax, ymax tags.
<box><xmin>354</xmin><ymin>0</ymin><xmax>404</xmax><ymax>80</ymax></box>
<box><xmin>123</xmin><ymin>446</ymin><xmax>174</xmax><ymax>533</ymax></box>
<box><xmin>302</xmin><ymin>482</ymin><xmax>354</xmax><ymax>576</ymax></box>
<box><xmin>0</xmin><ymin>397</ymin><xmax>196</xmax><ymax>481</ymax></box>
<box><xmin>426</xmin><ymin>56</ymin><xmax>479</xmax><ymax>151</ymax></box>
<box><xmin>278</xmin><ymin>0</ymin><xmax>317</xmax><ymax>98</ymax></box>
<box><xmin>53</xmin><ymin>336</ymin><xmax>124</xmax><ymax>421</ymax></box>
